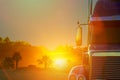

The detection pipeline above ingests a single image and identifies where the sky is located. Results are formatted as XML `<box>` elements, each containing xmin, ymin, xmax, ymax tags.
<box><xmin>0</xmin><ymin>0</ymin><xmax>97</xmax><ymax>49</ymax></box>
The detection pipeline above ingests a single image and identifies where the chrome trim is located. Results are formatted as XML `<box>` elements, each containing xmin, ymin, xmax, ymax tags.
<box><xmin>90</xmin><ymin>15</ymin><xmax>120</xmax><ymax>21</ymax></box>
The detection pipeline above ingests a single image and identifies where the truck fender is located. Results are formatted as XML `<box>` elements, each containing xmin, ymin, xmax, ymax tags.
<box><xmin>68</xmin><ymin>65</ymin><xmax>86</xmax><ymax>80</ymax></box>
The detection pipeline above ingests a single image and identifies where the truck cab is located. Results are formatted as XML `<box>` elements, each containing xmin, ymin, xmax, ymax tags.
<box><xmin>68</xmin><ymin>0</ymin><xmax>120</xmax><ymax>80</ymax></box>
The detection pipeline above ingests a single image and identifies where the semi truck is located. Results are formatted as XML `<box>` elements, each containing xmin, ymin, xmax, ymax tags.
<box><xmin>68</xmin><ymin>0</ymin><xmax>120</xmax><ymax>80</ymax></box>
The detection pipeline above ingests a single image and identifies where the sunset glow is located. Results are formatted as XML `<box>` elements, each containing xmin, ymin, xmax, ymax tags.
<box><xmin>0</xmin><ymin>0</ymin><xmax>99</xmax><ymax>80</ymax></box>
<box><xmin>53</xmin><ymin>58</ymin><xmax>67</xmax><ymax>69</ymax></box>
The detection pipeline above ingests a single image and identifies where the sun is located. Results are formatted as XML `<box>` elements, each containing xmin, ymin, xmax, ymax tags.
<box><xmin>54</xmin><ymin>59</ymin><xmax>66</xmax><ymax>66</ymax></box>
<box><xmin>53</xmin><ymin>58</ymin><xmax>67</xmax><ymax>69</ymax></box>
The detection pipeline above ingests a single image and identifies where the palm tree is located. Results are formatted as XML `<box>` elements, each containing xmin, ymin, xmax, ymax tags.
<box><xmin>12</xmin><ymin>52</ymin><xmax>22</xmax><ymax>70</ymax></box>
<box><xmin>38</xmin><ymin>55</ymin><xmax>51</xmax><ymax>69</ymax></box>
<box><xmin>2</xmin><ymin>57</ymin><xmax>14</xmax><ymax>69</ymax></box>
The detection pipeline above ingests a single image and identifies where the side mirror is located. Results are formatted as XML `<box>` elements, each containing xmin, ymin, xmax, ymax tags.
<box><xmin>76</xmin><ymin>21</ymin><xmax>82</xmax><ymax>46</ymax></box>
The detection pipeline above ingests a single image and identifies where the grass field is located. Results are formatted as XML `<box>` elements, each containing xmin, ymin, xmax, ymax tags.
<box><xmin>0</xmin><ymin>69</ymin><xmax>69</xmax><ymax>80</ymax></box>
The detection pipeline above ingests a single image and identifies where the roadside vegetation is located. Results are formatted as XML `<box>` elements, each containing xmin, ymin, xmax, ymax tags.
<box><xmin>0</xmin><ymin>36</ymin><xmax>87</xmax><ymax>80</ymax></box>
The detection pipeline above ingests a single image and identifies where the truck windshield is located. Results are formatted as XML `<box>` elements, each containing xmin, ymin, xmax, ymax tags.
<box><xmin>93</xmin><ymin>0</ymin><xmax>120</xmax><ymax>17</ymax></box>
<box><xmin>91</xmin><ymin>21</ymin><xmax>120</xmax><ymax>44</ymax></box>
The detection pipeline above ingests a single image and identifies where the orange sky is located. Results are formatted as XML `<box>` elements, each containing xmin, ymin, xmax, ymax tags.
<box><xmin>0</xmin><ymin>0</ymin><xmax>97</xmax><ymax>49</ymax></box>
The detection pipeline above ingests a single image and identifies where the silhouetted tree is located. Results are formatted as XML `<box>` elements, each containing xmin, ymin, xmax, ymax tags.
<box><xmin>0</xmin><ymin>37</ymin><xmax>3</xmax><ymax>43</ymax></box>
<box><xmin>38</xmin><ymin>55</ymin><xmax>51</xmax><ymax>69</ymax></box>
<box><xmin>2</xmin><ymin>57</ymin><xmax>14</xmax><ymax>69</ymax></box>
<box><xmin>4</xmin><ymin>37</ymin><xmax>10</xmax><ymax>43</ymax></box>
<box><xmin>12</xmin><ymin>52</ymin><xmax>22</xmax><ymax>70</ymax></box>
